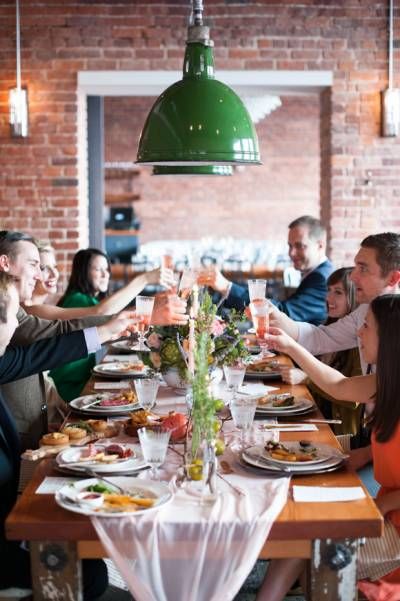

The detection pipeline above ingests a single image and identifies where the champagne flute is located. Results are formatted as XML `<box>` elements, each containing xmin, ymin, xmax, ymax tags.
<box><xmin>138</xmin><ymin>427</ymin><xmax>171</xmax><ymax>480</ymax></box>
<box><xmin>248</xmin><ymin>279</ymin><xmax>267</xmax><ymax>302</ymax></box>
<box><xmin>230</xmin><ymin>396</ymin><xmax>258</xmax><ymax>450</ymax></box>
<box><xmin>178</xmin><ymin>268</ymin><xmax>197</xmax><ymax>300</ymax></box>
<box><xmin>249</xmin><ymin>298</ymin><xmax>271</xmax><ymax>357</ymax></box>
<box><xmin>135</xmin><ymin>295</ymin><xmax>155</xmax><ymax>351</ymax></box>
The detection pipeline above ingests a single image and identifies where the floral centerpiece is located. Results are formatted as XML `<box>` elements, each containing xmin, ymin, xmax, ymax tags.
<box><xmin>144</xmin><ymin>300</ymin><xmax>250</xmax><ymax>383</ymax></box>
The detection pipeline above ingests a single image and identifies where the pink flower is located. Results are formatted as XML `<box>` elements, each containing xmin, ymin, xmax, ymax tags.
<box><xmin>147</xmin><ymin>332</ymin><xmax>161</xmax><ymax>349</ymax></box>
<box><xmin>211</xmin><ymin>318</ymin><xmax>225</xmax><ymax>336</ymax></box>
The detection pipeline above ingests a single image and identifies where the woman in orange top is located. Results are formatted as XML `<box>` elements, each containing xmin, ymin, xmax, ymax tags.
<box><xmin>256</xmin><ymin>294</ymin><xmax>400</xmax><ymax>601</ymax></box>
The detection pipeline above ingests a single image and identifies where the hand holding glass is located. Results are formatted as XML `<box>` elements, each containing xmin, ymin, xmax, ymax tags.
<box><xmin>178</xmin><ymin>269</ymin><xmax>197</xmax><ymax>300</ymax></box>
<box><xmin>133</xmin><ymin>378</ymin><xmax>159</xmax><ymax>410</ymax></box>
<box><xmin>135</xmin><ymin>295</ymin><xmax>155</xmax><ymax>350</ymax></box>
<box><xmin>230</xmin><ymin>396</ymin><xmax>258</xmax><ymax>450</ymax></box>
<box><xmin>223</xmin><ymin>365</ymin><xmax>246</xmax><ymax>399</ymax></box>
<box><xmin>138</xmin><ymin>427</ymin><xmax>171</xmax><ymax>480</ymax></box>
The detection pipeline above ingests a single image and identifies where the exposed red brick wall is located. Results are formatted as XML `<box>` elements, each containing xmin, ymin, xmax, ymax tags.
<box><xmin>104</xmin><ymin>95</ymin><xmax>320</xmax><ymax>243</ymax></box>
<box><xmin>0</xmin><ymin>1</ymin><xmax>399</xmax><ymax>273</ymax></box>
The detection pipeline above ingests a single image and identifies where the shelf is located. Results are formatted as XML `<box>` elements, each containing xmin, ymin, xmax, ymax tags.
<box><xmin>105</xmin><ymin>193</ymin><xmax>140</xmax><ymax>204</ymax></box>
<box><xmin>105</xmin><ymin>167</ymin><xmax>141</xmax><ymax>179</ymax></box>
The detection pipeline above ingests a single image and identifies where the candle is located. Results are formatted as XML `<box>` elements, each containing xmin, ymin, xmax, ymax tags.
<box><xmin>188</xmin><ymin>317</ymin><xmax>195</xmax><ymax>375</ymax></box>
<box><xmin>192</xmin><ymin>284</ymin><xmax>199</xmax><ymax>318</ymax></box>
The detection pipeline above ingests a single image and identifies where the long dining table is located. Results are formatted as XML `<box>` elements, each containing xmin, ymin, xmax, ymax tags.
<box><xmin>6</xmin><ymin>354</ymin><xmax>382</xmax><ymax>601</ymax></box>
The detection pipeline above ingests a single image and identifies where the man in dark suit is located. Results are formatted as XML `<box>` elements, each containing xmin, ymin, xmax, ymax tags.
<box><xmin>198</xmin><ymin>216</ymin><xmax>333</xmax><ymax>326</ymax></box>
<box><xmin>0</xmin><ymin>272</ymin><xmax>109</xmax><ymax>597</ymax></box>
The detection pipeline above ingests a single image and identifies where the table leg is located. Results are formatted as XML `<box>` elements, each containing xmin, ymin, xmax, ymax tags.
<box><xmin>309</xmin><ymin>538</ymin><xmax>359</xmax><ymax>601</ymax></box>
<box><xmin>30</xmin><ymin>541</ymin><xmax>83</xmax><ymax>601</ymax></box>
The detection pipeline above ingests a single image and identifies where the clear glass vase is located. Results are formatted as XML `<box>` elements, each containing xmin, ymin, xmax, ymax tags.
<box><xmin>184</xmin><ymin>439</ymin><xmax>218</xmax><ymax>503</ymax></box>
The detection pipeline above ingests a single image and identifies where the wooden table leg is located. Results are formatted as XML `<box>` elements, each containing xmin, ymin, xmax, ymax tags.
<box><xmin>30</xmin><ymin>541</ymin><xmax>83</xmax><ymax>601</ymax></box>
<box><xmin>309</xmin><ymin>538</ymin><xmax>359</xmax><ymax>601</ymax></box>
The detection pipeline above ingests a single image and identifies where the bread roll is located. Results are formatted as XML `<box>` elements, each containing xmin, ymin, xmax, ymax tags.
<box><xmin>61</xmin><ymin>426</ymin><xmax>87</xmax><ymax>440</ymax></box>
<box><xmin>40</xmin><ymin>432</ymin><xmax>69</xmax><ymax>446</ymax></box>
<box><xmin>86</xmin><ymin>419</ymin><xmax>108</xmax><ymax>433</ymax></box>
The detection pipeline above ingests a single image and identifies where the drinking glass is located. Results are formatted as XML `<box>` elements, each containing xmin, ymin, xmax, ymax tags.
<box><xmin>133</xmin><ymin>378</ymin><xmax>159</xmax><ymax>410</ymax></box>
<box><xmin>223</xmin><ymin>365</ymin><xmax>246</xmax><ymax>399</ymax></box>
<box><xmin>230</xmin><ymin>396</ymin><xmax>258</xmax><ymax>450</ymax></box>
<box><xmin>248</xmin><ymin>279</ymin><xmax>267</xmax><ymax>302</ymax></box>
<box><xmin>138</xmin><ymin>427</ymin><xmax>171</xmax><ymax>480</ymax></box>
<box><xmin>161</xmin><ymin>251</ymin><xmax>174</xmax><ymax>270</ymax></box>
<box><xmin>178</xmin><ymin>268</ymin><xmax>197</xmax><ymax>300</ymax></box>
<box><xmin>249</xmin><ymin>298</ymin><xmax>271</xmax><ymax>357</ymax></box>
<box><xmin>135</xmin><ymin>295</ymin><xmax>155</xmax><ymax>350</ymax></box>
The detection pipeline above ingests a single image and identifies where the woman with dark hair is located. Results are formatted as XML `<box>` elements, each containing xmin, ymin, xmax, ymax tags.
<box><xmin>257</xmin><ymin>295</ymin><xmax>400</xmax><ymax>601</ymax></box>
<box><xmin>279</xmin><ymin>267</ymin><xmax>362</xmax><ymax>435</ymax></box>
<box><xmin>48</xmin><ymin>247</ymin><xmax>171</xmax><ymax>401</ymax></box>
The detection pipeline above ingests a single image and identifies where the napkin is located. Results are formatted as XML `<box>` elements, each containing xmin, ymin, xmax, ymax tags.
<box><xmin>103</xmin><ymin>354</ymin><xmax>140</xmax><ymax>363</ymax></box>
<box><xmin>260</xmin><ymin>423</ymin><xmax>318</xmax><ymax>432</ymax></box>
<box><xmin>293</xmin><ymin>485</ymin><xmax>366</xmax><ymax>502</ymax></box>
<box><xmin>93</xmin><ymin>381</ymin><xmax>130</xmax><ymax>390</ymax></box>
<box><xmin>36</xmin><ymin>477</ymin><xmax>78</xmax><ymax>494</ymax></box>
<box><xmin>239</xmin><ymin>383</ymin><xmax>279</xmax><ymax>395</ymax></box>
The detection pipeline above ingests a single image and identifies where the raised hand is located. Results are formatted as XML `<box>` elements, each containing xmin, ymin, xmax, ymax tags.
<box><xmin>263</xmin><ymin>326</ymin><xmax>297</xmax><ymax>355</ymax></box>
<box><xmin>197</xmin><ymin>266</ymin><xmax>231</xmax><ymax>295</ymax></box>
<box><xmin>151</xmin><ymin>292</ymin><xmax>189</xmax><ymax>326</ymax></box>
<box><xmin>97</xmin><ymin>310</ymin><xmax>140</xmax><ymax>342</ymax></box>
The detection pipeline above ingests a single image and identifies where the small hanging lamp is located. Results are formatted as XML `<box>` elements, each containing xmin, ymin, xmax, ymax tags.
<box><xmin>137</xmin><ymin>0</ymin><xmax>261</xmax><ymax>167</ymax></box>
<box><xmin>152</xmin><ymin>165</ymin><xmax>233</xmax><ymax>176</ymax></box>
<box><xmin>9</xmin><ymin>0</ymin><xmax>28</xmax><ymax>137</ymax></box>
<box><xmin>382</xmin><ymin>0</ymin><xmax>400</xmax><ymax>136</ymax></box>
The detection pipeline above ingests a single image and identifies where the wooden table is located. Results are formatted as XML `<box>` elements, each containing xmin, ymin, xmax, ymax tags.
<box><xmin>6</xmin><ymin>377</ymin><xmax>382</xmax><ymax>601</ymax></box>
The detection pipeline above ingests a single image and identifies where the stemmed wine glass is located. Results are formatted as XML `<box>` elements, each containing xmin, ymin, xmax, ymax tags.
<box><xmin>134</xmin><ymin>295</ymin><xmax>155</xmax><ymax>351</ymax></box>
<box><xmin>132</xmin><ymin>378</ymin><xmax>159</xmax><ymax>411</ymax></box>
<box><xmin>249</xmin><ymin>298</ymin><xmax>271</xmax><ymax>357</ymax></box>
<box><xmin>223</xmin><ymin>364</ymin><xmax>246</xmax><ymax>400</ymax></box>
<box><xmin>138</xmin><ymin>427</ymin><xmax>171</xmax><ymax>480</ymax></box>
<box><xmin>230</xmin><ymin>396</ymin><xmax>258</xmax><ymax>451</ymax></box>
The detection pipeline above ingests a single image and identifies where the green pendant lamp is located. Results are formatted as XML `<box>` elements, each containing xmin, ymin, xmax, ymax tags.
<box><xmin>152</xmin><ymin>165</ymin><xmax>233</xmax><ymax>176</ymax></box>
<box><xmin>137</xmin><ymin>0</ymin><xmax>261</xmax><ymax>167</ymax></box>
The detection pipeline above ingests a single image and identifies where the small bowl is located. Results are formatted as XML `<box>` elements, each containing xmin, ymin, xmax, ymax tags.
<box><xmin>77</xmin><ymin>491</ymin><xmax>104</xmax><ymax>509</ymax></box>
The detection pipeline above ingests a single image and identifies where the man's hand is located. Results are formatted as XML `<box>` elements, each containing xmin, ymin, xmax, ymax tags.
<box><xmin>97</xmin><ymin>310</ymin><xmax>139</xmax><ymax>342</ymax></box>
<box><xmin>151</xmin><ymin>292</ymin><xmax>189</xmax><ymax>326</ymax></box>
<box><xmin>197</xmin><ymin>266</ymin><xmax>231</xmax><ymax>295</ymax></box>
<box><xmin>269</xmin><ymin>305</ymin><xmax>299</xmax><ymax>341</ymax></box>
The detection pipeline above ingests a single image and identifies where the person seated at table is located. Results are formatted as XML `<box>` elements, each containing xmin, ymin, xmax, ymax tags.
<box><xmin>198</xmin><ymin>215</ymin><xmax>333</xmax><ymax>325</ymax></box>
<box><xmin>279</xmin><ymin>267</ymin><xmax>362</xmax><ymax>436</ymax></box>
<box><xmin>256</xmin><ymin>294</ymin><xmax>400</xmax><ymax>601</ymax></box>
<box><xmin>0</xmin><ymin>272</ymin><xmax>142</xmax><ymax>597</ymax></box>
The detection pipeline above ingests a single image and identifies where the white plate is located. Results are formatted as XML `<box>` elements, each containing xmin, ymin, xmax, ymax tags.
<box><xmin>55</xmin><ymin>477</ymin><xmax>172</xmax><ymax>517</ymax></box>
<box><xmin>243</xmin><ymin>444</ymin><xmax>343</xmax><ymax>472</ymax></box>
<box><xmin>110</xmin><ymin>339</ymin><xmax>139</xmax><ymax>353</ymax></box>
<box><xmin>239</xmin><ymin>453</ymin><xmax>344</xmax><ymax>476</ymax></box>
<box><xmin>93</xmin><ymin>362</ymin><xmax>149</xmax><ymax>378</ymax></box>
<box><xmin>70</xmin><ymin>394</ymin><xmax>139</xmax><ymax>415</ymax></box>
<box><xmin>56</xmin><ymin>443</ymin><xmax>147</xmax><ymax>474</ymax></box>
<box><xmin>255</xmin><ymin>397</ymin><xmax>314</xmax><ymax>414</ymax></box>
<box><xmin>263</xmin><ymin>443</ymin><xmax>333</xmax><ymax>466</ymax></box>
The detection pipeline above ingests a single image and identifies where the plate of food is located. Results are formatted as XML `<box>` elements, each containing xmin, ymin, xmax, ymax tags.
<box><xmin>262</xmin><ymin>440</ymin><xmax>333</xmax><ymax>465</ymax></box>
<box><xmin>245</xmin><ymin>359</ymin><xmax>281</xmax><ymax>380</ymax></box>
<box><xmin>55</xmin><ymin>477</ymin><xmax>172</xmax><ymax>516</ymax></box>
<box><xmin>70</xmin><ymin>392</ymin><xmax>139</xmax><ymax>416</ymax></box>
<box><xmin>255</xmin><ymin>395</ymin><xmax>314</xmax><ymax>415</ymax></box>
<box><xmin>56</xmin><ymin>443</ymin><xmax>147</xmax><ymax>474</ymax></box>
<box><xmin>110</xmin><ymin>339</ymin><xmax>139</xmax><ymax>353</ymax></box>
<box><xmin>240</xmin><ymin>447</ymin><xmax>345</xmax><ymax>475</ymax></box>
<box><xmin>93</xmin><ymin>361</ymin><xmax>149</xmax><ymax>378</ymax></box>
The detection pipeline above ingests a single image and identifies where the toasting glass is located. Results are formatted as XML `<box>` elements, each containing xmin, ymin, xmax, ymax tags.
<box><xmin>135</xmin><ymin>295</ymin><xmax>155</xmax><ymax>351</ymax></box>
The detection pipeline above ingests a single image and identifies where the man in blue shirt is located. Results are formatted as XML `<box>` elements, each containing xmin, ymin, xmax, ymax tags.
<box><xmin>199</xmin><ymin>215</ymin><xmax>333</xmax><ymax>325</ymax></box>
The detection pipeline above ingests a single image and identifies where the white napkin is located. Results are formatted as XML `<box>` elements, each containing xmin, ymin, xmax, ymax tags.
<box><xmin>239</xmin><ymin>383</ymin><xmax>279</xmax><ymax>395</ymax></box>
<box><xmin>103</xmin><ymin>354</ymin><xmax>140</xmax><ymax>363</ymax></box>
<box><xmin>93</xmin><ymin>381</ymin><xmax>130</xmax><ymax>390</ymax></box>
<box><xmin>36</xmin><ymin>477</ymin><xmax>78</xmax><ymax>494</ymax></box>
<box><xmin>260</xmin><ymin>424</ymin><xmax>318</xmax><ymax>432</ymax></box>
<box><xmin>293</xmin><ymin>485</ymin><xmax>366</xmax><ymax>502</ymax></box>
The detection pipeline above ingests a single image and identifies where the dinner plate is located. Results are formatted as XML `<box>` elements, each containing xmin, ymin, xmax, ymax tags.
<box><xmin>255</xmin><ymin>397</ymin><xmax>314</xmax><ymax>414</ymax></box>
<box><xmin>245</xmin><ymin>362</ymin><xmax>281</xmax><ymax>380</ymax></box>
<box><xmin>242</xmin><ymin>444</ymin><xmax>344</xmax><ymax>473</ymax></box>
<box><xmin>93</xmin><ymin>362</ymin><xmax>149</xmax><ymax>379</ymax></box>
<box><xmin>238</xmin><ymin>454</ymin><xmax>344</xmax><ymax>477</ymax></box>
<box><xmin>263</xmin><ymin>443</ymin><xmax>333</xmax><ymax>466</ymax></box>
<box><xmin>110</xmin><ymin>339</ymin><xmax>139</xmax><ymax>353</ymax></box>
<box><xmin>55</xmin><ymin>477</ymin><xmax>172</xmax><ymax>517</ymax></box>
<box><xmin>56</xmin><ymin>443</ymin><xmax>147</xmax><ymax>474</ymax></box>
<box><xmin>70</xmin><ymin>393</ymin><xmax>139</xmax><ymax>416</ymax></box>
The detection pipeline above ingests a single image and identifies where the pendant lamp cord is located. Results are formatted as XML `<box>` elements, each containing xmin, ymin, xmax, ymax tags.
<box><xmin>191</xmin><ymin>0</ymin><xmax>204</xmax><ymax>26</ymax></box>
<box><xmin>388</xmin><ymin>0</ymin><xmax>394</xmax><ymax>89</ymax></box>
<box><xmin>16</xmin><ymin>0</ymin><xmax>21</xmax><ymax>90</ymax></box>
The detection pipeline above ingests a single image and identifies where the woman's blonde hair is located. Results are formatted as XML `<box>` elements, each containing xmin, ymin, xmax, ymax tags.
<box><xmin>35</xmin><ymin>239</ymin><xmax>54</xmax><ymax>254</ymax></box>
<box><xmin>0</xmin><ymin>272</ymin><xmax>18</xmax><ymax>323</ymax></box>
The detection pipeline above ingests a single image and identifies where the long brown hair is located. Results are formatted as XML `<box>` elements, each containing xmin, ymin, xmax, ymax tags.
<box><xmin>58</xmin><ymin>248</ymin><xmax>110</xmax><ymax>305</ymax></box>
<box><xmin>368</xmin><ymin>295</ymin><xmax>400</xmax><ymax>442</ymax></box>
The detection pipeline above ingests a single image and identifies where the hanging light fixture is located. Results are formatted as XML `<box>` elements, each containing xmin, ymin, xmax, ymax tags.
<box><xmin>9</xmin><ymin>0</ymin><xmax>28</xmax><ymax>137</ymax></box>
<box><xmin>382</xmin><ymin>0</ymin><xmax>400</xmax><ymax>137</ymax></box>
<box><xmin>152</xmin><ymin>165</ymin><xmax>233</xmax><ymax>176</ymax></box>
<box><xmin>137</xmin><ymin>0</ymin><xmax>261</xmax><ymax>167</ymax></box>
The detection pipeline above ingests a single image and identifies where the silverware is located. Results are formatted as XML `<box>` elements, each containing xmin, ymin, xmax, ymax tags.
<box><xmin>83</xmin><ymin>468</ymin><xmax>126</xmax><ymax>493</ymax></box>
<box><xmin>299</xmin><ymin>418</ymin><xmax>342</xmax><ymax>425</ymax></box>
<box><xmin>217</xmin><ymin>472</ymin><xmax>246</xmax><ymax>496</ymax></box>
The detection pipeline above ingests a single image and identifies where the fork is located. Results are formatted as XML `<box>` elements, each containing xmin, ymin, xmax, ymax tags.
<box><xmin>83</xmin><ymin>467</ymin><xmax>126</xmax><ymax>493</ymax></box>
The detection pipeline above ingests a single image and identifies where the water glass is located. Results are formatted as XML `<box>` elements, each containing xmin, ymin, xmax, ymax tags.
<box><xmin>223</xmin><ymin>364</ymin><xmax>246</xmax><ymax>399</ymax></box>
<box><xmin>248</xmin><ymin>279</ymin><xmax>267</xmax><ymax>302</ymax></box>
<box><xmin>135</xmin><ymin>295</ymin><xmax>155</xmax><ymax>350</ymax></box>
<box><xmin>138</xmin><ymin>427</ymin><xmax>171</xmax><ymax>479</ymax></box>
<box><xmin>230</xmin><ymin>396</ymin><xmax>258</xmax><ymax>450</ymax></box>
<box><xmin>133</xmin><ymin>378</ymin><xmax>159</xmax><ymax>411</ymax></box>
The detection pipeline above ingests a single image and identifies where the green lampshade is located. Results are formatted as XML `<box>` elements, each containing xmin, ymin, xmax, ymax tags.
<box><xmin>152</xmin><ymin>165</ymin><xmax>233</xmax><ymax>176</ymax></box>
<box><xmin>137</xmin><ymin>29</ymin><xmax>261</xmax><ymax>167</ymax></box>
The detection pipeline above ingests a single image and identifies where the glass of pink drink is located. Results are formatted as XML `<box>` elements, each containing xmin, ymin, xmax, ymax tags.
<box><xmin>249</xmin><ymin>298</ymin><xmax>271</xmax><ymax>357</ymax></box>
<box><xmin>135</xmin><ymin>295</ymin><xmax>155</xmax><ymax>351</ymax></box>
